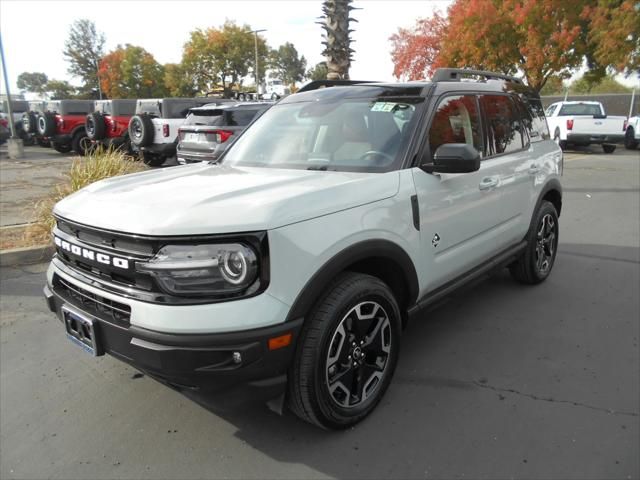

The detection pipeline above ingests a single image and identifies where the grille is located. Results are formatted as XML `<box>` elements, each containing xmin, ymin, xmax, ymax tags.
<box><xmin>53</xmin><ymin>274</ymin><xmax>131</xmax><ymax>326</ymax></box>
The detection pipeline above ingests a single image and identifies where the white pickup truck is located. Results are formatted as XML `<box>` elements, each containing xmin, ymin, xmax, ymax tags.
<box><xmin>545</xmin><ymin>101</ymin><xmax>626</xmax><ymax>153</ymax></box>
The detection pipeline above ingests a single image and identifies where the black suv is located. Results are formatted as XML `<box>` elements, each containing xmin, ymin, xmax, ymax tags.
<box><xmin>176</xmin><ymin>102</ymin><xmax>271</xmax><ymax>164</ymax></box>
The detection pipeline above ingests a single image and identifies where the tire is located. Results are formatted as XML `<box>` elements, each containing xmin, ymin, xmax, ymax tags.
<box><xmin>287</xmin><ymin>272</ymin><xmax>401</xmax><ymax>429</ymax></box>
<box><xmin>71</xmin><ymin>130</ymin><xmax>92</xmax><ymax>156</ymax></box>
<box><xmin>140</xmin><ymin>150</ymin><xmax>165</xmax><ymax>167</ymax></box>
<box><xmin>553</xmin><ymin>128</ymin><xmax>566</xmax><ymax>150</ymax></box>
<box><xmin>22</xmin><ymin>112</ymin><xmax>36</xmax><ymax>133</ymax></box>
<box><xmin>85</xmin><ymin>112</ymin><xmax>106</xmax><ymax>140</ymax></box>
<box><xmin>128</xmin><ymin>114</ymin><xmax>154</xmax><ymax>148</ymax></box>
<box><xmin>624</xmin><ymin>128</ymin><xmax>638</xmax><ymax>150</ymax></box>
<box><xmin>36</xmin><ymin>112</ymin><xmax>56</xmax><ymax>136</ymax></box>
<box><xmin>602</xmin><ymin>144</ymin><xmax>616</xmax><ymax>154</ymax></box>
<box><xmin>271</xmin><ymin>93</ymin><xmax>278</xmax><ymax>101</ymax></box>
<box><xmin>52</xmin><ymin>142</ymin><xmax>72</xmax><ymax>154</ymax></box>
<box><xmin>509</xmin><ymin>200</ymin><xmax>559</xmax><ymax>285</ymax></box>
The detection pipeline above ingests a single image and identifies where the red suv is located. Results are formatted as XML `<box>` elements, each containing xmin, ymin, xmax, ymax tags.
<box><xmin>36</xmin><ymin>100</ymin><xmax>95</xmax><ymax>155</ymax></box>
<box><xmin>85</xmin><ymin>99</ymin><xmax>137</xmax><ymax>151</ymax></box>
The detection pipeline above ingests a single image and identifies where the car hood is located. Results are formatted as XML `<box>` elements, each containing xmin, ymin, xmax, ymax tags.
<box><xmin>54</xmin><ymin>164</ymin><xmax>400</xmax><ymax>235</ymax></box>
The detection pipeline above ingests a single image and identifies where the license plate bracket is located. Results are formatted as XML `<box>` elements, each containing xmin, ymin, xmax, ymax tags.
<box><xmin>62</xmin><ymin>305</ymin><xmax>104</xmax><ymax>356</ymax></box>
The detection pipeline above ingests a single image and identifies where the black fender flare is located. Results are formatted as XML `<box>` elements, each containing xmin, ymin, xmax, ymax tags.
<box><xmin>524</xmin><ymin>178</ymin><xmax>563</xmax><ymax>241</ymax></box>
<box><xmin>285</xmin><ymin>239</ymin><xmax>419</xmax><ymax>322</ymax></box>
<box><xmin>71</xmin><ymin>124</ymin><xmax>88</xmax><ymax>139</ymax></box>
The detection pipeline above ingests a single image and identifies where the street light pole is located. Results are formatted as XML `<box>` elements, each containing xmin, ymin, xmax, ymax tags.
<box><xmin>252</xmin><ymin>29</ymin><xmax>266</xmax><ymax>98</ymax></box>
<box><xmin>0</xmin><ymin>31</ymin><xmax>24</xmax><ymax>159</ymax></box>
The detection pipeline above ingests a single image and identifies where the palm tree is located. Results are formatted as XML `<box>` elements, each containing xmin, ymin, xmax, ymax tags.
<box><xmin>318</xmin><ymin>0</ymin><xmax>358</xmax><ymax>80</ymax></box>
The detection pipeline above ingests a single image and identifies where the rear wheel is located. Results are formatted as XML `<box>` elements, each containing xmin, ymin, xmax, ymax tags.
<box><xmin>287</xmin><ymin>272</ymin><xmax>401</xmax><ymax>429</ymax></box>
<box><xmin>553</xmin><ymin>128</ymin><xmax>566</xmax><ymax>150</ymax></box>
<box><xmin>52</xmin><ymin>143</ymin><xmax>72</xmax><ymax>154</ymax></box>
<box><xmin>602</xmin><ymin>144</ymin><xmax>616</xmax><ymax>154</ymax></box>
<box><xmin>510</xmin><ymin>200</ymin><xmax>559</xmax><ymax>284</ymax></box>
<box><xmin>140</xmin><ymin>151</ymin><xmax>165</xmax><ymax>167</ymax></box>
<box><xmin>624</xmin><ymin>128</ymin><xmax>638</xmax><ymax>150</ymax></box>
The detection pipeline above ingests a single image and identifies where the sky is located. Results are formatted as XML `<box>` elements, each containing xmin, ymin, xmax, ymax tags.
<box><xmin>0</xmin><ymin>0</ymin><xmax>451</xmax><ymax>95</ymax></box>
<box><xmin>1</xmin><ymin>0</ymin><xmax>637</xmax><ymax>96</ymax></box>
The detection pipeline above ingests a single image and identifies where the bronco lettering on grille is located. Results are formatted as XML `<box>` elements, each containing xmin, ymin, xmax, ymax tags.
<box><xmin>54</xmin><ymin>236</ymin><xmax>130</xmax><ymax>270</ymax></box>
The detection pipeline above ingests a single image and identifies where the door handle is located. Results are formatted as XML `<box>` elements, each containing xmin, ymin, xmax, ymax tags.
<box><xmin>479</xmin><ymin>176</ymin><xmax>499</xmax><ymax>191</ymax></box>
<box><xmin>528</xmin><ymin>164</ymin><xmax>541</xmax><ymax>174</ymax></box>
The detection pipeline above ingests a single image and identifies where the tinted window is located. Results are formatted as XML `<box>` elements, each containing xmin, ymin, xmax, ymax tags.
<box><xmin>558</xmin><ymin>103</ymin><xmax>602</xmax><ymax>116</ymax></box>
<box><xmin>225</xmin><ymin>109</ymin><xmax>260</xmax><ymax>126</ymax></box>
<box><xmin>545</xmin><ymin>104</ymin><xmax>557</xmax><ymax>116</ymax></box>
<box><xmin>184</xmin><ymin>109</ymin><xmax>225</xmax><ymax>126</ymax></box>
<box><xmin>480</xmin><ymin>95</ymin><xmax>523</xmax><ymax>155</ymax></box>
<box><xmin>429</xmin><ymin>95</ymin><xmax>482</xmax><ymax>156</ymax></box>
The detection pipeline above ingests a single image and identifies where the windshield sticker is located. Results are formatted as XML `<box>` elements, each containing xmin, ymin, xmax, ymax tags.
<box><xmin>371</xmin><ymin>102</ymin><xmax>396</xmax><ymax>112</ymax></box>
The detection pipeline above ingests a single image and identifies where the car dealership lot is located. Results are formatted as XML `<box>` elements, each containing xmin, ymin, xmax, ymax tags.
<box><xmin>0</xmin><ymin>148</ymin><xmax>638</xmax><ymax>479</ymax></box>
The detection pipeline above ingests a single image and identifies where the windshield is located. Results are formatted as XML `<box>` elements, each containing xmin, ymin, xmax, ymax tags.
<box><xmin>222</xmin><ymin>97</ymin><xmax>421</xmax><ymax>172</ymax></box>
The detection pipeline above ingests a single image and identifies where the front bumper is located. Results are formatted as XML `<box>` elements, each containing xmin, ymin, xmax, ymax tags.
<box><xmin>566</xmin><ymin>133</ymin><xmax>625</xmax><ymax>145</ymax></box>
<box><xmin>44</xmin><ymin>262</ymin><xmax>302</xmax><ymax>395</ymax></box>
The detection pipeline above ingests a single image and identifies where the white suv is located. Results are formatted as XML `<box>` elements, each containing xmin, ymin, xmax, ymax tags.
<box><xmin>128</xmin><ymin>98</ymin><xmax>212</xmax><ymax>166</ymax></box>
<box><xmin>44</xmin><ymin>69</ymin><xmax>563</xmax><ymax>429</ymax></box>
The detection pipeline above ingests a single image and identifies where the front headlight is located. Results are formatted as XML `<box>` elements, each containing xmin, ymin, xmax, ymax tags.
<box><xmin>137</xmin><ymin>243</ymin><xmax>259</xmax><ymax>297</ymax></box>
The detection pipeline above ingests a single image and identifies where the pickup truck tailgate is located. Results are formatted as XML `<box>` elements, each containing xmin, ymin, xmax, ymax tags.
<box><xmin>572</xmin><ymin>116</ymin><xmax>625</xmax><ymax>135</ymax></box>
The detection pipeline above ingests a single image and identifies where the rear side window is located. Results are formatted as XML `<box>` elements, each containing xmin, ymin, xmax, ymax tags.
<box><xmin>428</xmin><ymin>95</ymin><xmax>482</xmax><ymax>156</ymax></box>
<box><xmin>480</xmin><ymin>95</ymin><xmax>523</xmax><ymax>155</ymax></box>
<box><xmin>225</xmin><ymin>109</ymin><xmax>261</xmax><ymax>126</ymax></box>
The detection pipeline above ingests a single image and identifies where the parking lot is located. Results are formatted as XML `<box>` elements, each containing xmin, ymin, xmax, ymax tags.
<box><xmin>0</xmin><ymin>147</ymin><xmax>638</xmax><ymax>479</ymax></box>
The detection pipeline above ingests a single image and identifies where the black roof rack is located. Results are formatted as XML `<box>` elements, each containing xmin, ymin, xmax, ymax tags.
<box><xmin>297</xmin><ymin>79</ymin><xmax>381</xmax><ymax>93</ymax></box>
<box><xmin>432</xmin><ymin>68</ymin><xmax>523</xmax><ymax>85</ymax></box>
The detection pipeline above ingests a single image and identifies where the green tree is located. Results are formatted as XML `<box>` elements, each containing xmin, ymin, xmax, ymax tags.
<box><xmin>182</xmin><ymin>21</ymin><xmax>269</xmax><ymax>96</ymax></box>
<box><xmin>16</xmin><ymin>72</ymin><xmax>49</xmax><ymax>95</ymax></box>
<box><xmin>63</xmin><ymin>19</ymin><xmax>105</xmax><ymax>99</ymax></box>
<box><xmin>270</xmin><ymin>42</ymin><xmax>307</xmax><ymax>86</ymax></box>
<box><xmin>98</xmin><ymin>44</ymin><xmax>168</xmax><ymax>98</ymax></box>
<box><xmin>164</xmin><ymin>63</ymin><xmax>198</xmax><ymax>97</ymax></box>
<box><xmin>539</xmin><ymin>75</ymin><xmax>566</xmax><ymax>95</ymax></box>
<box><xmin>569</xmin><ymin>74</ymin><xmax>633</xmax><ymax>94</ymax></box>
<box><xmin>45</xmin><ymin>80</ymin><xmax>77</xmax><ymax>99</ymax></box>
<box><xmin>306</xmin><ymin>62</ymin><xmax>329</xmax><ymax>81</ymax></box>
<box><xmin>319</xmin><ymin>0</ymin><xmax>358</xmax><ymax>80</ymax></box>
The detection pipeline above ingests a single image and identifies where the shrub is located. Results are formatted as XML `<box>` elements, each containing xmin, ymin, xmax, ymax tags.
<box><xmin>25</xmin><ymin>148</ymin><xmax>145</xmax><ymax>245</ymax></box>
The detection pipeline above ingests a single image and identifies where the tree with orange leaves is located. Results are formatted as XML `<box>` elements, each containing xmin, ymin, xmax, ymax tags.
<box><xmin>99</xmin><ymin>44</ymin><xmax>167</xmax><ymax>99</ymax></box>
<box><xmin>390</xmin><ymin>0</ymin><xmax>638</xmax><ymax>92</ymax></box>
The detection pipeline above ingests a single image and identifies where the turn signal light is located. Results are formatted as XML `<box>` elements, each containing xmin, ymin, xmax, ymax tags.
<box><xmin>162</xmin><ymin>124</ymin><xmax>170</xmax><ymax>137</ymax></box>
<box><xmin>268</xmin><ymin>333</ymin><xmax>292</xmax><ymax>351</ymax></box>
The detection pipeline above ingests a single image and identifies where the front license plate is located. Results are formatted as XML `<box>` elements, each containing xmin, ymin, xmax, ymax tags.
<box><xmin>62</xmin><ymin>305</ymin><xmax>103</xmax><ymax>356</ymax></box>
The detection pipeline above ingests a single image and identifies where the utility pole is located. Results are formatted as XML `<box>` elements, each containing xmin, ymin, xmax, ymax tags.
<box><xmin>0</xmin><ymin>32</ymin><xmax>24</xmax><ymax>159</ymax></box>
<box><xmin>252</xmin><ymin>29</ymin><xmax>266</xmax><ymax>98</ymax></box>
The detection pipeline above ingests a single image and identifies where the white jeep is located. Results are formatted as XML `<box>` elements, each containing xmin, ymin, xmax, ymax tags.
<box><xmin>44</xmin><ymin>69</ymin><xmax>563</xmax><ymax>429</ymax></box>
<box><xmin>128</xmin><ymin>98</ymin><xmax>211</xmax><ymax>166</ymax></box>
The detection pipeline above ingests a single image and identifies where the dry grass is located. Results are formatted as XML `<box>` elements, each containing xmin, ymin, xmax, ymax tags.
<box><xmin>21</xmin><ymin>148</ymin><xmax>146</xmax><ymax>247</ymax></box>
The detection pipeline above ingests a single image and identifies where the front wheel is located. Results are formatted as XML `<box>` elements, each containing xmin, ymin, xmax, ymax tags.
<box><xmin>602</xmin><ymin>144</ymin><xmax>616</xmax><ymax>154</ymax></box>
<box><xmin>287</xmin><ymin>272</ymin><xmax>401</xmax><ymax>429</ymax></box>
<box><xmin>510</xmin><ymin>200</ymin><xmax>559</xmax><ymax>284</ymax></box>
<box><xmin>72</xmin><ymin>131</ymin><xmax>92</xmax><ymax>156</ymax></box>
<box><xmin>52</xmin><ymin>142</ymin><xmax>72</xmax><ymax>154</ymax></box>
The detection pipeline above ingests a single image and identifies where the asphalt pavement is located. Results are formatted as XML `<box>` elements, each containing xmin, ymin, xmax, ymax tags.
<box><xmin>0</xmin><ymin>147</ymin><xmax>638</xmax><ymax>479</ymax></box>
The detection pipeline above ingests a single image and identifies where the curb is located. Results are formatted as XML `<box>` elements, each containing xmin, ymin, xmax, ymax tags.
<box><xmin>0</xmin><ymin>244</ymin><xmax>54</xmax><ymax>267</ymax></box>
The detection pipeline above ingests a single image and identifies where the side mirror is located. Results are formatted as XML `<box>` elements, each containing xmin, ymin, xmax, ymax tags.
<box><xmin>421</xmin><ymin>143</ymin><xmax>481</xmax><ymax>174</ymax></box>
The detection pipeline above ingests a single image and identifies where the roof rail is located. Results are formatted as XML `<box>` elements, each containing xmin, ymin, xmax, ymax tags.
<box><xmin>297</xmin><ymin>79</ymin><xmax>381</xmax><ymax>93</ymax></box>
<box><xmin>432</xmin><ymin>68</ymin><xmax>523</xmax><ymax>85</ymax></box>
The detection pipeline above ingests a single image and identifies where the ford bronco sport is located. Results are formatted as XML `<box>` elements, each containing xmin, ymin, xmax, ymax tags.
<box><xmin>44</xmin><ymin>69</ymin><xmax>563</xmax><ymax>429</ymax></box>
<box><xmin>86</xmin><ymin>99</ymin><xmax>137</xmax><ymax>152</ymax></box>
<box><xmin>127</xmin><ymin>98</ymin><xmax>212</xmax><ymax>166</ymax></box>
<box><xmin>36</xmin><ymin>100</ymin><xmax>95</xmax><ymax>155</ymax></box>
